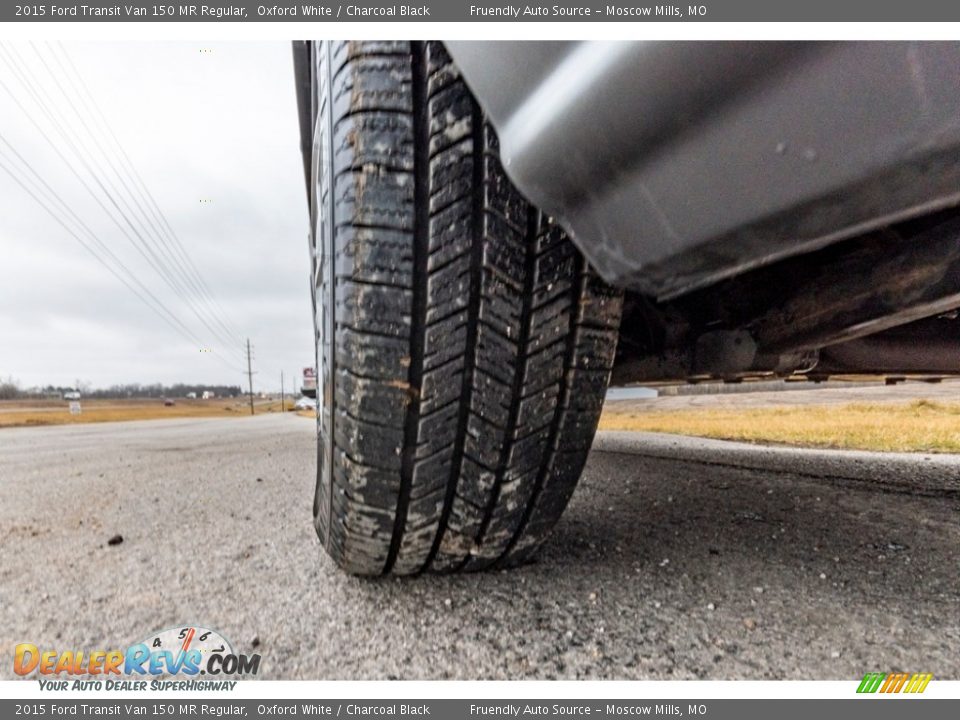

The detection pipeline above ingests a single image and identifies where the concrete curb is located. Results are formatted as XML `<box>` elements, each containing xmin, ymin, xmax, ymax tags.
<box><xmin>592</xmin><ymin>431</ymin><xmax>960</xmax><ymax>493</ymax></box>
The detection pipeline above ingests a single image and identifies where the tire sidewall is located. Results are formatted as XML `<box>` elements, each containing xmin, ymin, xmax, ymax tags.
<box><xmin>311</xmin><ymin>41</ymin><xmax>335</xmax><ymax>547</ymax></box>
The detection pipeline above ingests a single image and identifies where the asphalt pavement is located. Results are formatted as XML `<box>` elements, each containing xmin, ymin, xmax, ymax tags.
<box><xmin>1</xmin><ymin>415</ymin><xmax>957</xmax><ymax>680</ymax></box>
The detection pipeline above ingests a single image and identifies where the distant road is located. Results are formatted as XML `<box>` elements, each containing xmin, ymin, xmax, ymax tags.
<box><xmin>1</xmin><ymin>416</ymin><xmax>957</xmax><ymax>679</ymax></box>
<box><xmin>604</xmin><ymin>377</ymin><xmax>960</xmax><ymax>412</ymax></box>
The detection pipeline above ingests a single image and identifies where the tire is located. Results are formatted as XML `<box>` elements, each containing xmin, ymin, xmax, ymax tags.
<box><xmin>310</xmin><ymin>40</ymin><xmax>623</xmax><ymax>575</ymax></box>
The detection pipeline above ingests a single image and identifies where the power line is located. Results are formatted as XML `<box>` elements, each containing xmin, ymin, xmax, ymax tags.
<box><xmin>0</xmin><ymin>43</ymin><xmax>245</xmax><ymax>360</ymax></box>
<box><xmin>0</xmin><ymin>136</ymin><xmax>201</xmax><ymax>348</ymax></box>
<box><xmin>0</xmin><ymin>156</ymin><xmax>245</xmax><ymax>377</ymax></box>
<box><xmin>46</xmin><ymin>41</ymin><xmax>246</xmax><ymax>346</ymax></box>
<box><xmin>50</xmin><ymin>41</ymin><xmax>247</xmax><ymax>347</ymax></box>
<box><xmin>33</xmin><ymin>42</ymin><xmax>243</xmax><ymax>352</ymax></box>
<box><xmin>0</xmin><ymin>147</ymin><xmax>248</xmax><ymax>375</ymax></box>
<box><xmin>4</xmin><ymin>42</ymin><xmax>244</xmax><ymax>357</ymax></box>
<box><xmin>0</xmin><ymin>113</ymin><xmax>244</xmax><ymax>372</ymax></box>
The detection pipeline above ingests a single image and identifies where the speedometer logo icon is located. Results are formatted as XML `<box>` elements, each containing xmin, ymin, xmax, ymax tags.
<box><xmin>139</xmin><ymin>625</ymin><xmax>234</xmax><ymax>668</ymax></box>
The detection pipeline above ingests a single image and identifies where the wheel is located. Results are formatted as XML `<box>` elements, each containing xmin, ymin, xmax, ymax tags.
<box><xmin>309</xmin><ymin>40</ymin><xmax>623</xmax><ymax>575</ymax></box>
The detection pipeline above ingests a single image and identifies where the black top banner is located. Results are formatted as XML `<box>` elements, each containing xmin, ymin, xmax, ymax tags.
<box><xmin>2</xmin><ymin>701</ymin><xmax>959</xmax><ymax>719</ymax></box>
<box><xmin>4</xmin><ymin>0</ymin><xmax>960</xmax><ymax>22</ymax></box>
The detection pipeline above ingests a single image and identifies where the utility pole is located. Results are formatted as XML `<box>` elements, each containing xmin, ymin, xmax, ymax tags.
<box><xmin>246</xmin><ymin>338</ymin><xmax>256</xmax><ymax>416</ymax></box>
<box><xmin>280</xmin><ymin>370</ymin><xmax>285</xmax><ymax>412</ymax></box>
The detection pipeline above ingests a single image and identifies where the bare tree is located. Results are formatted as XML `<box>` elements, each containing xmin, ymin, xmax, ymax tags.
<box><xmin>0</xmin><ymin>376</ymin><xmax>22</xmax><ymax>400</ymax></box>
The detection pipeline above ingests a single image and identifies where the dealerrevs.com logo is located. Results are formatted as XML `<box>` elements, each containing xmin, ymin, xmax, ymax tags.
<box><xmin>14</xmin><ymin>625</ymin><xmax>260</xmax><ymax>691</ymax></box>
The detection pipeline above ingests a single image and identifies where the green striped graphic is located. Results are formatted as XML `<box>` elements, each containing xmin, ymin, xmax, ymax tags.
<box><xmin>857</xmin><ymin>673</ymin><xmax>886</xmax><ymax>693</ymax></box>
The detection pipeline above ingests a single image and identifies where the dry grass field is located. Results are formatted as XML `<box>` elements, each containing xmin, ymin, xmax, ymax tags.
<box><xmin>599</xmin><ymin>399</ymin><xmax>960</xmax><ymax>453</ymax></box>
<box><xmin>0</xmin><ymin>397</ymin><xmax>296</xmax><ymax>428</ymax></box>
<box><xmin>5</xmin><ymin>391</ymin><xmax>958</xmax><ymax>453</ymax></box>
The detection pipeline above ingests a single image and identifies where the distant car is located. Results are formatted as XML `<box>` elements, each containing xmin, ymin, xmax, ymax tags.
<box><xmin>294</xmin><ymin>396</ymin><xmax>316</xmax><ymax>410</ymax></box>
<box><xmin>186</xmin><ymin>392</ymin><xmax>197</xmax><ymax>399</ymax></box>
<box><xmin>163</xmin><ymin>398</ymin><xmax>175</xmax><ymax>407</ymax></box>
<box><xmin>63</xmin><ymin>391</ymin><xmax>80</xmax><ymax>400</ymax></box>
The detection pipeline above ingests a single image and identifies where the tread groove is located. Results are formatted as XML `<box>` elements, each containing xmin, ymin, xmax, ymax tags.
<box><xmin>422</xmin><ymin>91</ymin><xmax>486</xmax><ymax>572</ymax></box>
<box><xmin>494</xmin><ymin>254</ymin><xmax>587</xmax><ymax>567</ymax></box>
<box><xmin>459</xmin><ymin>205</ymin><xmax>541</xmax><ymax>570</ymax></box>
<box><xmin>383</xmin><ymin>41</ymin><xmax>428</xmax><ymax>575</ymax></box>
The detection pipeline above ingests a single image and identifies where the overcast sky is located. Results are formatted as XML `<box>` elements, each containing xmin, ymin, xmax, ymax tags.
<box><xmin>0</xmin><ymin>41</ymin><xmax>312</xmax><ymax>392</ymax></box>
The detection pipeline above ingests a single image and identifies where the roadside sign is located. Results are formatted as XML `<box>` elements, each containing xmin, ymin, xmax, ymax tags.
<box><xmin>302</xmin><ymin>366</ymin><xmax>317</xmax><ymax>393</ymax></box>
<box><xmin>68</xmin><ymin>401</ymin><xmax>81</xmax><ymax>415</ymax></box>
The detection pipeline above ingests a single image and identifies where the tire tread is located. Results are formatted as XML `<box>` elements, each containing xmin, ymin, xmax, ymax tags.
<box><xmin>313</xmin><ymin>41</ymin><xmax>622</xmax><ymax>575</ymax></box>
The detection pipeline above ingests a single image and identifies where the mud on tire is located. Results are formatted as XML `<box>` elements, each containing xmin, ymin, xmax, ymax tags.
<box><xmin>310</xmin><ymin>40</ymin><xmax>622</xmax><ymax>575</ymax></box>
